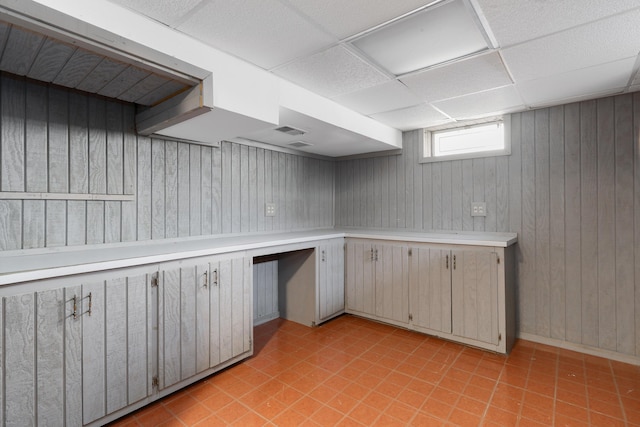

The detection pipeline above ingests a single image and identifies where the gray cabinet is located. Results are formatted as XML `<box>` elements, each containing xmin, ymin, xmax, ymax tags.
<box><xmin>0</xmin><ymin>264</ymin><xmax>156</xmax><ymax>427</ymax></box>
<box><xmin>408</xmin><ymin>246</ymin><xmax>452</xmax><ymax>335</ymax></box>
<box><xmin>158</xmin><ymin>254</ymin><xmax>252</xmax><ymax>390</ymax></box>
<box><xmin>0</xmin><ymin>253</ymin><xmax>253</xmax><ymax>426</ymax></box>
<box><xmin>348</xmin><ymin>238</ymin><xmax>515</xmax><ymax>354</ymax></box>
<box><xmin>345</xmin><ymin>239</ymin><xmax>409</xmax><ymax>326</ymax></box>
<box><xmin>318</xmin><ymin>239</ymin><xmax>345</xmax><ymax>322</ymax></box>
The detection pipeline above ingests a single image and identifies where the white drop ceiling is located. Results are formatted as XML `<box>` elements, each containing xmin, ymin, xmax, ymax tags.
<box><xmin>104</xmin><ymin>0</ymin><xmax>640</xmax><ymax>135</ymax></box>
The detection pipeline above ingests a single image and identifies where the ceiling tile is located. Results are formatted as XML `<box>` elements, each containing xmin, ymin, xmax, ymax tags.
<box><xmin>285</xmin><ymin>0</ymin><xmax>433</xmax><ymax>40</ymax></box>
<box><xmin>370</xmin><ymin>103</ymin><xmax>450</xmax><ymax>131</ymax></box>
<box><xmin>274</xmin><ymin>46</ymin><xmax>390</xmax><ymax>98</ymax></box>
<box><xmin>400</xmin><ymin>51</ymin><xmax>512</xmax><ymax>102</ymax></box>
<box><xmin>476</xmin><ymin>0</ymin><xmax>640</xmax><ymax>47</ymax></box>
<box><xmin>501</xmin><ymin>9</ymin><xmax>640</xmax><ymax>82</ymax></box>
<box><xmin>176</xmin><ymin>0</ymin><xmax>337</xmax><ymax>69</ymax></box>
<box><xmin>332</xmin><ymin>81</ymin><xmax>422</xmax><ymax>115</ymax></box>
<box><xmin>517</xmin><ymin>57</ymin><xmax>636</xmax><ymax>107</ymax></box>
<box><xmin>433</xmin><ymin>85</ymin><xmax>524</xmax><ymax>119</ymax></box>
<box><xmin>108</xmin><ymin>0</ymin><xmax>203</xmax><ymax>27</ymax></box>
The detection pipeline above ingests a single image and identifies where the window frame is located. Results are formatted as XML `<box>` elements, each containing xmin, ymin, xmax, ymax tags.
<box><xmin>419</xmin><ymin>116</ymin><xmax>511</xmax><ymax>163</ymax></box>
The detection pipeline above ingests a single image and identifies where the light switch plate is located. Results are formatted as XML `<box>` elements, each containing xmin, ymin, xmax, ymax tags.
<box><xmin>471</xmin><ymin>202</ymin><xmax>486</xmax><ymax>217</ymax></box>
<box><xmin>265</xmin><ymin>202</ymin><xmax>276</xmax><ymax>217</ymax></box>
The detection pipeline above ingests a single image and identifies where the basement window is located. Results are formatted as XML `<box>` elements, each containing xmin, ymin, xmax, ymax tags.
<box><xmin>420</xmin><ymin>117</ymin><xmax>510</xmax><ymax>163</ymax></box>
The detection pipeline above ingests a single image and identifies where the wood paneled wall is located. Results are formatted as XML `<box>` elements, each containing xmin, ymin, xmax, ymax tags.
<box><xmin>0</xmin><ymin>74</ymin><xmax>334</xmax><ymax>250</ymax></box>
<box><xmin>337</xmin><ymin>92</ymin><xmax>640</xmax><ymax>358</ymax></box>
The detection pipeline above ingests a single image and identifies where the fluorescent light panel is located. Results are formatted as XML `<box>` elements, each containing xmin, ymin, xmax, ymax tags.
<box><xmin>351</xmin><ymin>0</ymin><xmax>489</xmax><ymax>76</ymax></box>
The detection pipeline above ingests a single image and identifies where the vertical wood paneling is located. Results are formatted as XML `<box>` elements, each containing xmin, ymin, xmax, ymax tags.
<box><xmin>64</xmin><ymin>285</ymin><xmax>82</xmax><ymax>427</ymax></box>
<box><xmin>451</xmin><ymin>160</ymin><xmax>463</xmax><ymax>230</ymax></box>
<box><xmin>209</xmin><ymin>260</ymin><xmax>220</xmax><ymax>367</ymax></box>
<box><xmin>88</xmin><ymin>97</ymin><xmax>106</xmax><ymax>194</ymax></box>
<box><xmin>424</xmin><ymin>162</ymin><xmax>434</xmax><ymax>229</ymax></box>
<box><xmin>105</xmin><ymin>201</ymin><xmax>120</xmax><ymax>243</ymax></box>
<box><xmin>69</xmin><ymin>92</ymin><xmax>89</xmax><ymax>194</ymax></box>
<box><xmin>177</xmin><ymin>143</ymin><xmax>190</xmax><ymax>237</ymax></box>
<box><xmin>46</xmin><ymin>200</ymin><xmax>66</xmax><ymax>246</ymax></box>
<box><xmin>613</xmin><ymin>94</ymin><xmax>634</xmax><ymax>355</ymax></box>
<box><xmin>212</xmin><ymin>144</ymin><xmax>222</xmax><ymax>234</ymax></box>
<box><xmin>496</xmin><ymin>157</ymin><xmax>509</xmax><ymax>232</ymax></box>
<box><xmin>534</xmin><ymin>109</ymin><xmax>550</xmax><ymax>337</ymax></box>
<box><xmin>67</xmin><ymin>201</ymin><xmax>86</xmax><ymax>245</ymax></box>
<box><xmin>36</xmin><ymin>289</ymin><xmax>64</xmax><ymax>426</ymax></box>
<box><xmin>23</xmin><ymin>200</ymin><xmax>44</xmax><ymax>248</ymax></box>
<box><xmin>549</xmin><ymin>106</ymin><xmax>566</xmax><ymax>340</ymax></box>
<box><xmin>25</xmin><ymin>83</ymin><xmax>47</xmax><ymax>192</ymax></box>
<box><xmin>189</xmin><ymin>145</ymin><xmax>201</xmax><ymax>235</ymax></box>
<box><xmin>520</xmin><ymin>111</ymin><xmax>536</xmax><ymax>334</ymax></box>
<box><xmin>151</xmin><ymin>140</ymin><xmax>165</xmax><ymax>239</ymax></box>
<box><xmin>4</xmin><ymin>293</ymin><xmax>35</xmax><ymax>426</ymax></box>
<box><xmin>596</xmin><ymin>97</ymin><xmax>616</xmax><ymax>350</ymax></box>
<box><xmin>231</xmin><ymin>143</ymin><xmax>241</xmax><ymax>233</ymax></box>
<box><xmin>441</xmin><ymin>161</ymin><xmax>452</xmax><ymax>230</ymax></box>
<box><xmin>201</xmin><ymin>146</ymin><xmax>213</xmax><ymax>235</ymax></box>
<box><xmin>564</xmin><ymin>103</ymin><xmax>582</xmax><ymax>344</ymax></box>
<box><xmin>196</xmin><ymin>263</ymin><xmax>210</xmax><ymax>373</ymax></box>
<box><xmin>219</xmin><ymin>259</ymin><xmax>232</xmax><ymax>362</ymax></box>
<box><xmin>137</xmin><ymin>137</ymin><xmax>151</xmax><ymax>240</ymax></box>
<box><xmin>161</xmin><ymin>268</ymin><xmax>181</xmax><ymax>388</ymax></box>
<box><xmin>462</xmin><ymin>159</ymin><xmax>473</xmax><ymax>231</ymax></box>
<box><xmin>165</xmin><ymin>141</ymin><xmax>178</xmax><ymax>239</ymax></box>
<box><xmin>580</xmin><ymin>100</ymin><xmax>598</xmax><ymax>347</ymax></box>
<box><xmin>106</xmin><ymin>277</ymin><xmax>127</xmax><ymax>414</ymax></box>
<box><xmin>180</xmin><ymin>266</ymin><xmax>197</xmax><ymax>379</ymax></box>
<box><xmin>1</xmin><ymin>75</ymin><xmax>25</xmax><ymax>192</ymax></box>
<box><xmin>484</xmin><ymin>157</ymin><xmax>497</xmax><ymax>232</ymax></box>
<box><xmin>240</xmin><ymin>145</ymin><xmax>249</xmax><ymax>232</ymax></box>
<box><xmin>106</xmin><ymin>102</ymin><xmax>122</xmax><ymax>195</ymax></box>
<box><xmin>248</xmin><ymin>146</ymin><xmax>257</xmax><ymax>231</ymax></box>
<box><xmin>127</xmin><ymin>274</ymin><xmax>148</xmax><ymax>403</ymax></box>
<box><xmin>49</xmin><ymin>86</ymin><xmax>69</xmax><ymax>193</ymax></box>
<box><xmin>86</xmin><ymin>201</ymin><xmax>104</xmax><ymax>244</ymax></box>
<box><xmin>82</xmin><ymin>280</ymin><xmax>106</xmax><ymax>424</ymax></box>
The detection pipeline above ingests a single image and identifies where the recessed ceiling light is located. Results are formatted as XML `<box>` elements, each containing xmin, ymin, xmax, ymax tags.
<box><xmin>350</xmin><ymin>0</ymin><xmax>490</xmax><ymax>76</ymax></box>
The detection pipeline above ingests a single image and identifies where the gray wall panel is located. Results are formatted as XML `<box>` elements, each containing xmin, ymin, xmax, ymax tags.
<box><xmin>336</xmin><ymin>93</ymin><xmax>640</xmax><ymax>358</ymax></box>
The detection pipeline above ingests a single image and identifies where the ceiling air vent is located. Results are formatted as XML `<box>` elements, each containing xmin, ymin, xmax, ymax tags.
<box><xmin>275</xmin><ymin>126</ymin><xmax>306</xmax><ymax>136</ymax></box>
<box><xmin>289</xmin><ymin>141</ymin><xmax>312</xmax><ymax>148</ymax></box>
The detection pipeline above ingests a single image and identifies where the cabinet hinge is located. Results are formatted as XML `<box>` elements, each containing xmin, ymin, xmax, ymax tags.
<box><xmin>498</xmin><ymin>333</ymin><xmax>502</xmax><ymax>342</ymax></box>
<box><xmin>152</xmin><ymin>376</ymin><xmax>159</xmax><ymax>389</ymax></box>
<box><xmin>497</xmin><ymin>256</ymin><xmax>500</xmax><ymax>264</ymax></box>
<box><xmin>151</xmin><ymin>273</ymin><xmax>159</xmax><ymax>287</ymax></box>
<box><xmin>408</xmin><ymin>249</ymin><xmax>412</xmax><ymax>256</ymax></box>
<box><xmin>408</xmin><ymin>313</ymin><xmax>413</xmax><ymax>322</ymax></box>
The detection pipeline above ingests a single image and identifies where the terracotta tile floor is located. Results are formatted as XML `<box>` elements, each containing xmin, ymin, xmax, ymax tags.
<box><xmin>111</xmin><ymin>315</ymin><xmax>640</xmax><ymax>426</ymax></box>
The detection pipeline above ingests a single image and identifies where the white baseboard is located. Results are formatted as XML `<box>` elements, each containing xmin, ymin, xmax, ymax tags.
<box><xmin>517</xmin><ymin>332</ymin><xmax>640</xmax><ymax>366</ymax></box>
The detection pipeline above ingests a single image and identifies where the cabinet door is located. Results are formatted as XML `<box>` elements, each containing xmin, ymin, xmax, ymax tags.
<box><xmin>158</xmin><ymin>259</ymin><xmax>209</xmax><ymax>390</ymax></box>
<box><xmin>451</xmin><ymin>250</ymin><xmax>499</xmax><ymax>345</ymax></box>
<box><xmin>215</xmin><ymin>256</ymin><xmax>253</xmax><ymax>366</ymax></box>
<box><xmin>409</xmin><ymin>247</ymin><xmax>452</xmax><ymax>334</ymax></box>
<box><xmin>82</xmin><ymin>270</ymin><xmax>155</xmax><ymax>424</ymax></box>
<box><xmin>374</xmin><ymin>243</ymin><xmax>409</xmax><ymax>324</ymax></box>
<box><xmin>318</xmin><ymin>240</ymin><xmax>345</xmax><ymax>321</ymax></box>
<box><xmin>345</xmin><ymin>240</ymin><xmax>375</xmax><ymax>315</ymax></box>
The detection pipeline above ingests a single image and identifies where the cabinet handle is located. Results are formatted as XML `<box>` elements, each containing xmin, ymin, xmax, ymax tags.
<box><xmin>446</xmin><ymin>255</ymin><xmax>449</xmax><ymax>269</ymax></box>
<box><xmin>87</xmin><ymin>292</ymin><xmax>92</xmax><ymax>316</ymax></box>
<box><xmin>203</xmin><ymin>271</ymin><xmax>208</xmax><ymax>288</ymax></box>
<box><xmin>375</xmin><ymin>249</ymin><xmax>378</xmax><ymax>261</ymax></box>
<box><xmin>72</xmin><ymin>295</ymin><xmax>78</xmax><ymax>319</ymax></box>
<box><xmin>453</xmin><ymin>255</ymin><xmax>456</xmax><ymax>270</ymax></box>
<box><xmin>322</xmin><ymin>250</ymin><xmax>326</xmax><ymax>262</ymax></box>
<box><xmin>213</xmin><ymin>268</ymin><xmax>218</xmax><ymax>286</ymax></box>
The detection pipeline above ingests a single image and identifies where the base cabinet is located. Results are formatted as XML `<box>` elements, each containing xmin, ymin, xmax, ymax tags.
<box><xmin>347</xmin><ymin>238</ymin><xmax>515</xmax><ymax>354</ymax></box>
<box><xmin>345</xmin><ymin>239</ymin><xmax>409</xmax><ymax>327</ymax></box>
<box><xmin>318</xmin><ymin>239</ymin><xmax>345</xmax><ymax>322</ymax></box>
<box><xmin>0</xmin><ymin>253</ymin><xmax>252</xmax><ymax>426</ymax></box>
